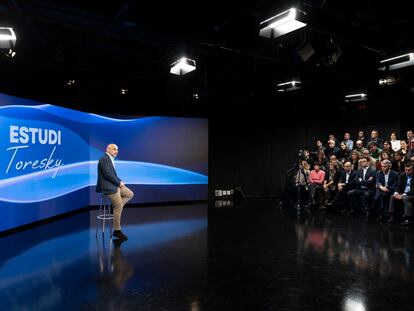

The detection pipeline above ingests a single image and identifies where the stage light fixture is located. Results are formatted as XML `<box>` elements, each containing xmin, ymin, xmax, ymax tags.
<box><xmin>3</xmin><ymin>48</ymin><xmax>16</xmax><ymax>58</ymax></box>
<box><xmin>379</xmin><ymin>52</ymin><xmax>414</xmax><ymax>71</ymax></box>
<box><xmin>259</xmin><ymin>8</ymin><xmax>307</xmax><ymax>39</ymax></box>
<box><xmin>277</xmin><ymin>80</ymin><xmax>301</xmax><ymax>92</ymax></box>
<box><xmin>344</xmin><ymin>93</ymin><xmax>367</xmax><ymax>102</ymax></box>
<box><xmin>170</xmin><ymin>57</ymin><xmax>196</xmax><ymax>75</ymax></box>
<box><xmin>121</xmin><ymin>88</ymin><xmax>128</xmax><ymax>95</ymax></box>
<box><xmin>378</xmin><ymin>76</ymin><xmax>396</xmax><ymax>86</ymax></box>
<box><xmin>66</xmin><ymin>79</ymin><xmax>75</xmax><ymax>86</ymax></box>
<box><xmin>0</xmin><ymin>27</ymin><xmax>16</xmax><ymax>49</ymax></box>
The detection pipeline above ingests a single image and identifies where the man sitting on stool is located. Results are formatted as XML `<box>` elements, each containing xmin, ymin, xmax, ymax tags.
<box><xmin>388</xmin><ymin>162</ymin><xmax>414</xmax><ymax>225</ymax></box>
<box><xmin>96</xmin><ymin>144</ymin><xmax>134</xmax><ymax>240</ymax></box>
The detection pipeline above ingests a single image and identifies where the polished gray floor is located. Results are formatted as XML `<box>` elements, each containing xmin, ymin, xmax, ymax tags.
<box><xmin>1</xmin><ymin>200</ymin><xmax>413</xmax><ymax>310</ymax></box>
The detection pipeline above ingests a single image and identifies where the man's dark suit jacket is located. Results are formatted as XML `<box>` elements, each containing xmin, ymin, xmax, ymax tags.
<box><xmin>355</xmin><ymin>167</ymin><xmax>376</xmax><ymax>191</ymax></box>
<box><xmin>338</xmin><ymin>170</ymin><xmax>357</xmax><ymax>190</ymax></box>
<box><xmin>395</xmin><ymin>173</ymin><xmax>414</xmax><ymax>196</ymax></box>
<box><xmin>96</xmin><ymin>154</ymin><xmax>121</xmax><ymax>195</ymax></box>
<box><xmin>376</xmin><ymin>170</ymin><xmax>399</xmax><ymax>193</ymax></box>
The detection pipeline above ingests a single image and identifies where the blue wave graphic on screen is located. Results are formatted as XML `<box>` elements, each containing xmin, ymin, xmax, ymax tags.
<box><xmin>0</xmin><ymin>161</ymin><xmax>208</xmax><ymax>203</ymax></box>
<box><xmin>0</xmin><ymin>102</ymin><xmax>155</xmax><ymax>124</ymax></box>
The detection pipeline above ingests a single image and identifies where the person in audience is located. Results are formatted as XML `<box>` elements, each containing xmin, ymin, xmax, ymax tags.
<box><xmin>333</xmin><ymin>161</ymin><xmax>357</xmax><ymax>212</ymax></box>
<box><xmin>328</xmin><ymin>134</ymin><xmax>340</xmax><ymax>147</ymax></box>
<box><xmin>294</xmin><ymin>160</ymin><xmax>311</xmax><ymax>211</ymax></box>
<box><xmin>301</xmin><ymin>149</ymin><xmax>314</xmax><ymax>167</ymax></box>
<box><xmin>329</xmin><ymin>154</ymin><xmax>344</xmax><ymax>170</ymax></box>
<box><xmin>354</xmin><ymin>140</ymin><xmax>365</xmax><ymax>153</ymax></box>
<box><xmin>367</xmin><ymin>129</ymin><xmax>384</xmax><ymax>149</ymax></box>
<box><xmin>387</xmin><ymin>162</ymin><xmax>414</xmax><ymax>225</ymax></box>
<box><xmin>372</xmin><ymin>159</ymin><xmax>399</xmax><ymax>222</ymax></box>
<box><xmin>376</xmin><ymin>151</ymin><xmax>390</xmax><ymax>171</ymax></box>
<box><xmin>308</xmin><ymin>162</ymin><xmax>326</xmax><ymax>209</ymax></box>
<box><xmin>357</xmin><ymin>130</ymin><xmax>367</xmax><ymax>147</ymax></box>
<box><xmin>368</xmin><ymin>142</ymin><xmax>383</xmax><ymax>161</ymax></box>
<box><xmin>382</xmin><ymin>140</ymin><xmax>393</xmax><ymax>156</ymax></box>
<box><xmin>325</xmin><ymin>139</ymin><xmax>339</xmax><ymax>158</ymax></box>
<box><xmin>347</xmin><ymin>156</ymin><xmax>376</xmax><ymax>216</ymax></box>
<box><xmin>407</xmin><ymin>130</ymin><xmax>414</xmax><ymax>150</ymax></box>
<box><xmin>397</xmin><ymin>140</ymin><xmax>408</xmax><ymax>162</ymax></box>
<box><xmin>350</xmin><ymin>150</ymin><xmax>360</xmax><ymax>171</ymax></box>
<box><xmin>407</xmin><ymin>148</ymin><xmax>414</xmax><ymax>163</ymax></box>
<box><xmin>323</xmin><ymin>163</ymin><xmax>340</xmax><ymax>206</ymax></box>
<box><xmin>343</xmin><ymin>132</ymin><xmax>354</xmax><ymax>151</ymax></box>
<box><xmin>391</xmin><ymin>152</ymin><xmax>405</xmax><ymax>173</ymax></box>
<box><xmin>316</xmin><ymin>149</ymin><xmax>328</xmax><ymax>171</ymax></box>
<box><xmin>390</xmin><ymin>132</ymin><xmax>401</xmax><ymax>152</ymax></box>
<box><xmin>337</xmin><ymin>141</ymin><xmax>351</xmax><ymax>164</ymax></box>
<box><xmin>360</xmin><ymin>149</ymin><xmax>377</xmax><ymax>171</ymax></box>
<box><xmin>314</xmin><ymin>140</ymin><xmax>325</xmax><ymax>155</ymax></box>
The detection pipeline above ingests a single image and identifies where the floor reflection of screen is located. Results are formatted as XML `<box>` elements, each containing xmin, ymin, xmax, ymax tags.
<box><xmin>0</xmin><ymin>93</ymin><xmax>208</xmax><ymax>232</ymax></box>
<box><xmin>0</xmin><ymin>204</ymin><xmax>207</xmax><ymax>310</ymax></box>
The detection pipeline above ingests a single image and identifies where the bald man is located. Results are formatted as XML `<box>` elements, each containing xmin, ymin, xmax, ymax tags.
<box><xmin>96</xmin><ymin>144</ymin><xmax>134</xmax><ymax>240</ymax></box>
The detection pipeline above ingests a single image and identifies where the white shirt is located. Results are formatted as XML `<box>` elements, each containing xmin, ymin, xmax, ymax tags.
<box><xmin>405</xmin><ymin>176</ymin><xmax>412</xmax><ymax>194</ymax></box>
<box><xmin>106</xmin><ymin>152</ymin><xmax>116</xmax><ymax>169</ymax></box>
<box><xmin>391</xmin><ymin>140</ymin><xmax>401</xmax><ymax>152</ymax></box>
<box><xmin>345</xmin><ymin>172</ymin><xmax>350</xmax><ymax>184</ymax></box>
<box><xmin>384</xmin><ymin>172</ymin><xmax>389</xmax><ymax>187</ymax></box>
<box><xmin>363</xmin><ymin>167</ymin><xmax>368</xmax><ymax>180</ymax></box>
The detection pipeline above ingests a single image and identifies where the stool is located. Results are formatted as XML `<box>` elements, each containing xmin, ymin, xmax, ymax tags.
<box><xmin>96</xmin><ymin>193</ymin><xmax>114</xmax><ymax>238</ymax></box>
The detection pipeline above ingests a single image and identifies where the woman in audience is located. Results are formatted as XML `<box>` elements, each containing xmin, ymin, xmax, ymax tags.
<box><xmin>390</xmin><ymin>132</ymin><xmax>401</xmax><ymax>152</ymax></box>
<box><xmin>323</xmin><ymin>163</ymin><xmax>340</xmax><ymax>205</ymax></box>
<box><xmin>316</xmin><ymin>149</ymin><xmax>328</xmax><ymax>171</ymax></box>
<box><xmin>337</xmin><ymin>141</ymin><xmax>351</xmax><ymax>164</ymax></box>
<box><xmin>382</xmin><ymin>140</ymin><xmax>393</xmax><ymax>156</ymax></box>
<box><xmin>376</xmin><ymin>151</ymin><xmax>390</xmax><ymax>171</ymax></box>
<box><xmin>391</xmin><ymin>152</ymin><xmax>404</xmax><ymax>173</ymax></box>
<box><xmin>308</xmin><ymin>162</ymin><xmax>326</xmax><ymax>208</ymax></box>
<box><xmin>350</xmin><ymin>150</ymin><xmax>360</xmax><ymax>171</ymax></box>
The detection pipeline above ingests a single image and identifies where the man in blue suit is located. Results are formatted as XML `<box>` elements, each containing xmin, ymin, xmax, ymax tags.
<box><xmin>373</xmin><ymin>159</ymin><xmax>399</xmax><ymax>221</ymax></box>
<box><xmin>388</xmin><ymin>162</ymin><xmax>414</xmax><ymax>225</ymax></box>
<box><xmin>96</xmin><ymin>144</ymin><xmax>134</xmax><ymax>240</ymax></box>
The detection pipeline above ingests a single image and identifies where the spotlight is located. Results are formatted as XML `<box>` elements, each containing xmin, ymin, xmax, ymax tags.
<box><xmin>66</xmin><ymin>79</ymin><xmax>75</xmax><ymax>86</ymax></box>
<box><xmin>0</xmin><ymin>27</ymin><xmax>16</xmax><ymax>49</ymax></box>
<box><xmin>170</xmin><ymin>57</ymin><xmax>196</xmax><ymax>75</ymax></box>
<box><xmin>192</xmin><ymin>93</ymin><xmax>199</xmax><ymax>99</ymax></box>
<box><xmin>121</xmin><ymin>88</ymin><xmax>128</xmax><ymax>95</ymax></box>
<box><xmin>344</xmin><ymin>93</ymin><xmax>367</xmax><ymax>102</ymax></box>
<box><xmin>259</xmin><ymin>8</ymin><xmax>307</xmax><ymax>39</ymax></box>
<box><xmin>277</xmin><ymin>80</ymin><xmax>301</xmax><ymax>92</ymax></box>
<box><xmin>379</xmin><ymin>52</ymin><xmax>414</xmax><ymax>71</ymax></box>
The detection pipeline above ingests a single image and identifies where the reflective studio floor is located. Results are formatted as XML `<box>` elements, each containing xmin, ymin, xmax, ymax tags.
<box><xmin>1</xmin><ymin>200</ymin><xmax>414</xmax><ymax>311</ymax></box>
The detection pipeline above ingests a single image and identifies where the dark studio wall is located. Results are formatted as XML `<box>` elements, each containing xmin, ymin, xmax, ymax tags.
<box><xmin>209</xmin><ymin>86</ymin><xmax>411</xmax><ymax>198</ymax></box>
